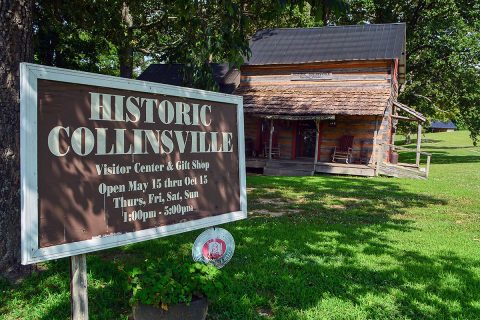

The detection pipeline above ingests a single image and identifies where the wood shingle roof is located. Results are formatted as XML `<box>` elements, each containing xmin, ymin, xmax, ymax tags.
<box><xmin>236</xmin><ymin>85</ymin><xmax>391</xmax><ymax>118</ymax></box>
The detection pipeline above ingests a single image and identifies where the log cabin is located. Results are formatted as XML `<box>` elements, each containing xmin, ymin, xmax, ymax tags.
<box><xmin>235</xmin><ymin>23</ymin><xmax>430</xmax><ymax>178</ymax></box>
<box><xmin>138</xmin><ymin>23</ymin><xmax>431</xmax><ymax>178</ymax></box>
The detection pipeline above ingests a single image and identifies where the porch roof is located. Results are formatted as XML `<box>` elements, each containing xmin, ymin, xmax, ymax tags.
<box><xmin>393</xmin><ymin>101</ymin><xmax>426</xmax><ymax>122</ymax></box>
<box><xmin>235</xmin><ymin>85</ymin><xmax>391</xmax><ymax>118</ymax></box>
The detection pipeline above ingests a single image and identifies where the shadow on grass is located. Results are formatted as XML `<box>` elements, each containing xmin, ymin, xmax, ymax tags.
<box><xmin>3</xmin><ymin>175</ymin><xmax>478</xmax><ymax>319</ymax></box>
<box><xmin>395</xmin><ymin>139</ymin><xmax>444</xmax><ymax>146</ymax></box>
<box><xmin>398</xmin><ymin>149</ymin><xmax>480</xmax><ymax>165</ymax></box>
<box><xmin>0</xmin><ymin>256</ymin><xmax>130</xmax><ymax>320</ymax></box>
<box><xmin>200</xmin><ymin>176</ymin><xmax>480</xmax><ymax>319</ymax></box>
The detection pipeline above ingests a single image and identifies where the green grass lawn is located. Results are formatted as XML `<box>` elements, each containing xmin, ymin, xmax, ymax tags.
<box><xmin>2</xmin><ymin>130</ymin><xmax>480</xmax><ymax>320</ymax></box>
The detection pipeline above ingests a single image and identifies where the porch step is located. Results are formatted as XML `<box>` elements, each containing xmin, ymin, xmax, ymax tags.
<box><xmin>265</xmin><ymin>160</ymin><xmax>314</xmax><ymax>171</ymax></box>
<box><xmin>378</xmin><ymin>163</ymin><xmax>427</xmax><ymax>179</ymax></box>
<box><xmin>315</xmin><ymin>163</ymin><xmax>375</xmax><ymax>177</ymax></box>
<box><xmin>264</xmin><ymin>160</ymin><xmax>315</xmax><ymax>176</ymax></box>
<box><xmin>263</xmin><ymin>167</ymin><xmax>314</xmax><ymax>176</ymax></box>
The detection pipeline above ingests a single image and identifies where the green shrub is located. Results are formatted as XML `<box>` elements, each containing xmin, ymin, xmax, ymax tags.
<box><xmin>125</xmin><ymin>258</ymin><xmax>224</xmax><ymax>310</ymax></box>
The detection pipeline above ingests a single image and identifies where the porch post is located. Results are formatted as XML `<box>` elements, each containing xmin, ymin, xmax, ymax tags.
<box><xmin>416</xmin><ymin>122</ymin><xmax>422</xmax><ymax>166</ymax></box>
<box><xmin>291</xmin><ymin>121</ymin><xmax>297</xmax><ymax>160</ymax></box>
<box><xmin>255</xmin><ymin>118</ymin><xmax>262</xmax><ymax>156</ymax></box>
<box><xmin>314</xmin><ymin>120</ymin><xmax>320</xmax><ymax>165</ymax></box>
<box><xmin>269</xmin><ymin>119</ymin><xmax>274</xmax><ymax>160</ymax></box>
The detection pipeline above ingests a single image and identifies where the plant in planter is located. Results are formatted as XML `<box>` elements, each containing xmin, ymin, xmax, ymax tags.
<box><xmin>125</xmin><ymin>258</ymin><xmax>225</xmax><ymax>320</ymax></box>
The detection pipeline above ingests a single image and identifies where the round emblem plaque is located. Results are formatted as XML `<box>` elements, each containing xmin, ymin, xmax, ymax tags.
<box><xmin>192</xmin><ymin>228</ymin><xmax>235</xmax><ymax>268</ymax></box>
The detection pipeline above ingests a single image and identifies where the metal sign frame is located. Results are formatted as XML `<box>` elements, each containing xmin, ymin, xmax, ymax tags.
<box><xmin>20</xmin><ymin>63</ymin><xmax>247</xmax><ymax>264</ymax></box>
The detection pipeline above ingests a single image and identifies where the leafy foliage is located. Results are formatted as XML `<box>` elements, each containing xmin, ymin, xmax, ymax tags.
<box><xmin>34</xmin><ymin>1</ymin><xmax>120</xmax><ymax>75</ymax></box>
<box><xmin>33</xmin><ymin>0</ymin><xmax>480</xmax><ymax>143</ymax></box>
<box><xmin>32</xmin><ymin>0</ymin><xmax>339</xmax><ymax>87</ymax></box>
<box><xmin>337</xmin><ymin>0</ymin><xmax>480</xmax><ymax>144</ymax></box>
<box><xmin>125</xmin><ymin>259</ymin><xmax>225</xmax><ymax>309</ymax></box>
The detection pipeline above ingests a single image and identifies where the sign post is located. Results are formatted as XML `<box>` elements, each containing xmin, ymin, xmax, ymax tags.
<box><xmin>19</xmin><ymin>63</ymin><xmax>247</xmax><ymax>318</ymax></box>
<box><xmin>70</xmin><ymin>254</ymin><xmax>88</xmax><ymax>320</ymax></box>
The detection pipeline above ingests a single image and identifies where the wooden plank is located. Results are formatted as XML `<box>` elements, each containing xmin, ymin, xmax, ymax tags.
<box><xmin>378</xmin><ymin>163</ymin><xmax>427</xmax><ymax>179</ymax></box>
<box><xmin>315</xmin><ymin>163</ymin><xmax>375</xmax><ymax>177</ymax></box>
<box><xmin>416</xmin><ymin>123</ymin><xmax>422</xmax><ymax>166</ymax></box>
<box><xmin>381</xmin><ymin>143</ymin><xmax>431</xmax><ymax>155</ymax></box>
<box><xmin>242</xmin><ymin>67</ymin><xmax>391</xmax><ymax>77</ymax></box>
<box><xmin>246</xmin><ymin>159</ymin><xmax>267</xmax><ymax>168</ymax></box>
<box><xmin>241</xmin><ymin>70</ymin><xmax>390</xmax><ymax>77</ymax></box>
<box><xmin>314</xmin><ymin>121</ymin><xmax>320</xmax><ymax>165</ymax></box>
<box><xmin>391</xmin><ymin>115</ymin><xmax>418</xmax><ymax>121</ymax></box>
<box><xmin>268</xmin><ymin>119</ymin><xmax>273</xmax><ymax>160</ymax></box>
<box><xmin>241</xmin><ymin>74</ymin><xmax>391</xmax><ymax>83</ymax></box>
<box><xmin>70</xmin><ymin>254</ymin><xmax>88</xmax><ymax>320</ymax></box>
<box><xmin>291</xmin><ymin>122</ymin><xmax>297</xmax><ymax>159</ymax></box>
<box><xmin>318</xmin><ymin>123</ymin><xmax>378</xmax><ymax>129</ymax></box>
<box><xmin>255</xmin><ymin>118</ymin><xmax>262</xmax><ymax>154</ymax></box>
<box><xmin>243</xmin><ymin>116</ymin><xmax>257</xmax><ymax>139</ymax></box>
<box><xmin>321</xmin><ymin>133</ymin><xmax>376</xmax><ymax>140</ymax></box>
<box><xmin>241</xmin><ymin>60</ymin><xmax>391</xmax><ymax>72</ymax></box>
<box><xmin>264</xmin><ymin>167</ymin><xmax>314</xmax><ymax>176</ymax></box>
<box><xmin>374</xmin><ymin>116</ymin><xmax>380</xmax><ymax>175</ymax></box>
<box><xmin>317</xmin><ymin>121</ymin><xmax>324</xmax><ymax>161</ymax></box>
<box><xmin>238</xmin><ymin>80</ymin><xmax>390</xmax><ymax>87</ymax></box>
<box><xmin>426</xmin><ymin>155</ymin><xmax>431</xmax><ymax>178</ymax></box>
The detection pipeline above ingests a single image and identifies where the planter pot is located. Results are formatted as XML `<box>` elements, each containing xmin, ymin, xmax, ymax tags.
<box><xmin>133</xmin><ymin>297</ymin><xmax>208</xmax><ymax>320</ymax></box>
<box><xmin>390</xmin><ymin>151</ymin><xmax>399</xmax><ymax>164</ymax></box>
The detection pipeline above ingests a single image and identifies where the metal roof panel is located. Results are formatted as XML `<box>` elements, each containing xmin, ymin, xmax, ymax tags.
<box><xmin>246</xmin><ymin>23</ymin><xmax>406</xmax><ymax>65</ymax></box>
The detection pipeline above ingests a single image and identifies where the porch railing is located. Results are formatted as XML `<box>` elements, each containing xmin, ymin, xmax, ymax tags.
<box><xmin>379</xmin><ymin>143</ymin><xmax>432</xmax><ymax>178</ymax></box>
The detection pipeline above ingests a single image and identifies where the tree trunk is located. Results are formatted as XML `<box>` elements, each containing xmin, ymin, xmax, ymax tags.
<box><xmin>405</xmin><ymin>131</ymin><xmax>412</xmax><ymax>145</ymax></box>
<box><xmin>0</xmin><ymin>0</ymin><xmax>34</xmax><ymax>275</ymax></box>
<box><xmin>119</xmin><ymin>44</ymin><xmax>134</xmax><ymax>78</ymax></box>
<box><xmin>119</xmin><ymin>1</ymin><xmax>133</xmax><ymax>78</ymax></box>
<box><xmin>322</xmin><ymin>3</ymin><xmax>330</xmax><ymax>26</ymax></box>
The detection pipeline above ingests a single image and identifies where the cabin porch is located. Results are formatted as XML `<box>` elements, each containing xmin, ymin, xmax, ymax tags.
<box><xmin>246</xmin><ymin>155</ymin><xmax>430</xmax><ymax>179</ymax></box>
<box><xmin>244</xmin><ymin>114</ymin><xmax>381</xmax><ymax>177</ymax></box>
<box><xmin>246</xmin><ymin>158</ymin><xmax>376</xmax><ymax>177</ymax></box>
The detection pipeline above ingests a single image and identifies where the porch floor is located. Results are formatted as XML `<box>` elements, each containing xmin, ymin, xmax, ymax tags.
<box><xmin>246</xmin><ymin>158</ymin><xmax>375</xmax><ymax>177</ymax></box>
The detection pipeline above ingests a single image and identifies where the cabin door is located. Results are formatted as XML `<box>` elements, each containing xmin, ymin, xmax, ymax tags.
<box><xmin>296</xmin><ymin>121</ymin><xmax>316</xmax><ymax>158</ymax></box>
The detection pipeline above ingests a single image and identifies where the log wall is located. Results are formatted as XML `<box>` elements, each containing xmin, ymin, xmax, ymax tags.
<box><xmin>318</xmin><ymin>115</ymin><xmax>377</xmax><ymax>164</ymax></box>
<box><xmin>243</xmin><ymin>114</ymin><xmax>393</xmax><ymax>165</ymax></box>
<box><xmin>240</xmin><ymin>60</ymin><xmax>392</xmax><ymax>90</ymax></box>
<box><xmin>244</xmin><ymin>114</ymin><xmax>258</xmax><ymax>140</ymax></box>
<box><xmin>277</xmin><ymin>121</ymin><xmax>294</xmax><ymax>159</ymax></box>
<box><xmin>241</xmin><ymin>59</ymin><xmax>397</xmax><ymax>165</ymax></box>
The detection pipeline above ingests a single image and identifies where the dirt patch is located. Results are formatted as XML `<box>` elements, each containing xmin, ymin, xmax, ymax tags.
<box><xmin>256</xmin><ymin>198</ymin><xmax>289</xmax><ymax>206</ymax></box>
<box><xmin>261</xmin><ymin>188</ymin><xmax>280</xmax><ymax>193</ymax></box>
<box><xmin>325</xmin><ymin>197</ymin><xmax>363</xmax><ymax>210</ymax></box>
<box><xmin>256</xmin><ymin>196</ymin><xmax>306</xmax><ymax>206</ymax></box>
<box><xmin>248</xmin><ymin>187</ymin><xmax>279</xmax><ymax>193</ymax></box>
<box><xmin>338</xmin><ymin>197</ymin><xmax>361</xmax><ymax>202</ymax></box>
<box><xmin>257</xmin><ymin>307</ymin><xmax>273</xmax><ymax>317</ymax></box>
<box><xmin>284</xmin><ymin>209</ymin><xmax>302</xmax><ymax>215</ymax></box>
<box><xmin>251</xmin><ymin>209</ymin><xmax>285</xmax><ymax>217</ymax></box>
<box><xmin>326</xmin><ymin>204</ymin><xmax>347</xmax><ymax>210</ymax></box>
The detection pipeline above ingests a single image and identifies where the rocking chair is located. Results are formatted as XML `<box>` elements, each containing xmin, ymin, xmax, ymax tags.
<box><xmin>332</xmin><ymin>135</ymin><xmax>354</xmax><ymax>163</ymax></box>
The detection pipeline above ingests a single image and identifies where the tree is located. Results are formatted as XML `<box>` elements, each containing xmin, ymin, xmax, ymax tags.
<box><xmin>34</xmin><ymin>0</ymin><xmax>122</xmax><ymax>76</ymax></box>
<box><xmin>0</xmin><ymin>0</ymin><xmax>34</xmax><ymax>275</ymax></box>
<box><xmin>336</xmin><ymin>0</ymin><xmax>480</xmax><ymax>144</ymax></box>
<box><xmin>32</xmin><ymin>0</ymin><xmax>349</xmax><ymax>87</ymax></box>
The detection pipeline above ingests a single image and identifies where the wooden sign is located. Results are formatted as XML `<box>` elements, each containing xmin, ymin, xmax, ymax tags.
<box><xmin>20</xmin><ymin>63</ymin><xmax>246</xmax><ymax>264</ymax></box>
<box><xmin>291</xmin><ymin>72</ymin><xmax>333</xmax><ymax>81</ymax></box>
